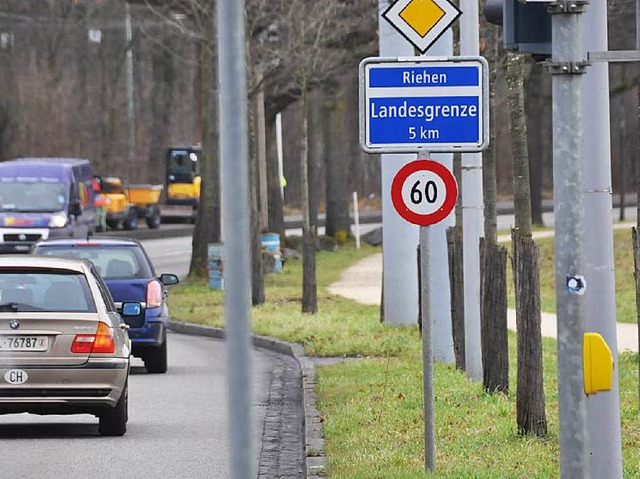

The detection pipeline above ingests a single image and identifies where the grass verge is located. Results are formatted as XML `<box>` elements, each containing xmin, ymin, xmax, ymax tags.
<box><xmin>507</xmin><ymin>227</ymin><xmax>638</xmax><ymax>323</ymax></box>
<box><xmin>167</xmin><ymin>240</ymin><xmax>640</xmax><ymax>477</ymax></box>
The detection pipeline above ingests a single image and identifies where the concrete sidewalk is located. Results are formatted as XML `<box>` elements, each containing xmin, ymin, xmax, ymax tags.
<box><xmin>328</xmin><ymin>252</ymin><xmax>639</xmax><ymax>353</ymax></box>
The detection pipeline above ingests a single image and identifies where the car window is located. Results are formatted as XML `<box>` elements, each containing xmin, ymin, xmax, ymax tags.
<box><xmin>90</xmin><ymin>267</ymin><xmax>117</xmax><ymax>313</ymax></box>
<box><xmin>34</xmin><ymin>245</ymin><xmax>153</xmax><ymax>280</ymax></box>
<box><xmin>0</xmin><ymin>269</ymin><xmax>96</xmax><ymax>313</ymax></box>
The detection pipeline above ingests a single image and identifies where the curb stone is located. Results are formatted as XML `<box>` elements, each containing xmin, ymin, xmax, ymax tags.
<box><xmin>168</xmin><ymin>320</ymin><xmax>325</xmax><ymax>478</ymax></box>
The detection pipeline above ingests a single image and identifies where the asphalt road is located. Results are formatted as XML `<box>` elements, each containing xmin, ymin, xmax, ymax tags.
<box><xmin>0</xmin><ymin>331</ymin><xmax>276</xmax><ymax>478</ymax></box>
<box><xmin>0</xmin><ymin>236</ymin><xmax>300</xmax><ymax>478</ymax></box>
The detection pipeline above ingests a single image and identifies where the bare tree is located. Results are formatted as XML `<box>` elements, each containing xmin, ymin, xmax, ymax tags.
<box><xmin>506</xmin><ymin>53</ymin><xmax>547</xmax><ymax>436</ymax></box>
<box><xmin>480</xmin><ymin>18</ymin><xmax>509</xmax><ymax>394</ymax></box>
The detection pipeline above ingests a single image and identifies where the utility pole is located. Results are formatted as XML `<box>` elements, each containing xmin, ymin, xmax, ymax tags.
<box><xmin>551</xmin><ymin>2</ymin><xmax>588</xmax><ymax>476</ymax></box>
<box><xmin>124</xmin><ymin>1</ymin><xmax>136</xmax><ymax>161</ymax></box>
<box><xmin>582</xmin><ymin>2</ymin><xmax>623</xmax><ymax>476</ymax></box>
<box><xmin>459</xmin><ymin>0</ymin><xmax>484</xmax><ymax>381</ymax></box>
<box><xmin>378</xmin><ymin>0</ymin><xmax>419</xmax><ymax>327</ymax></box>
<box><xmin>217</xmin><ymin>0</ymin><xmax>254</xmax><ymax>477</ymax></box>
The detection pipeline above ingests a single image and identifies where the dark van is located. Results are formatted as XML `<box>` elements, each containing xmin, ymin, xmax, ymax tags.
<box><xmin>0</xmin><ymin>158</ymin><xmax>96</xmax><ymax>252</ymax></box>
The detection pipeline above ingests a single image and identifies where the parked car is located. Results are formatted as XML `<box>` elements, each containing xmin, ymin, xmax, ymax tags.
<box><xmin>32</xmin><ymin>238</ymin><xmax>179</xmax><ymax>374</ymax></box>
<box><xmin>0</xmin><ymin>255</ymin><xmax>136</xmax><ymax>436</ymax></box>
<box><xmin>0</xmin><ymin>158</ymin><xmax>97</xmax><ymax>253</ymax></box>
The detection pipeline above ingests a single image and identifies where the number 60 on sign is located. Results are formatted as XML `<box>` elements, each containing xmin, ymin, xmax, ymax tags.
<box><xmin>391</xmin><ymin>160</ymin><xmax>458</xmax><ymax>226</ymax></box>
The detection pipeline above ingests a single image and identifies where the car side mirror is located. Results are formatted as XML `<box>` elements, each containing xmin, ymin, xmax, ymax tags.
<box><xmin>160</xmin><ymin>273</ymin><xmax>179</xmax><ymax>286</ymax></box>
<box><xmin>69</xmin><ymin>201</ymin><xmax>82</xmax><ymax>216</ymax></box>
<box><xmin>121</xmin><ymin>302</ymin><xmax>142</xmax><ymax>317</ymax></box>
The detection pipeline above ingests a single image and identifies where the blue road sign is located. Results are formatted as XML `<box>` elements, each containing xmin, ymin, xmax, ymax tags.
<box><xmin>359</xmin><ymin>57</ymin><xmax>489</xmax><ymax>154</ymax></box>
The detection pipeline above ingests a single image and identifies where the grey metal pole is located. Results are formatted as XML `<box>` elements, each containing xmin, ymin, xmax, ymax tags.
<box><xmin>420</xmin><ymin>222</ymin><xmax>435</xmax><ymax>471</ymax></box>
<box><xmin>124</xmin><ymin>1</ymin><xmax>135</xmax><ymax>160</ymax></box>
<box><xmin>418</xmin><ymin>151</ymin><xmax>434</xmax><ymax>471</ymax></box>
<box><xmin>582</xmin><ymin>2</ymin><xmax>623</xmax><ymax>476</ymax></box>
<box><xmin>459</xmin><ymin>0</ymin><xmax>484</xmax><ymax>381</ymax></box>
<box><xmin>551</xmin><ymin>4</ymin><xmax>589</xmax><ymax>477</ymax></box>
<box><xmin>217</xmin><ymin>0</ymin><xmax>254</xmax><ymax>477</ymax></box>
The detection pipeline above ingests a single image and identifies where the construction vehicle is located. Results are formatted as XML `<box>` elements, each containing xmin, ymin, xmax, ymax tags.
<box><xmin>98</xmin><ymin>177</ymin><xmax>163</xmax><ymax>230</ymax></box>
<box><xmin>163</xmin><ymin>145</ymin><xmax>201</xmax><ymax>223</ymax></box>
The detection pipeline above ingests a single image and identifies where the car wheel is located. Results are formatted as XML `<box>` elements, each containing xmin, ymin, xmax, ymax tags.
<box><xmin>146</xmin><ymin>213</ymin><xmax>161</xmax><ymax>229</ymax></box>
<box><xmin>123</xmin><ymin>214</ymin><xmax>138</xmax><ymax>231</ymax></box>
<box><xmin>106</xmin><ymin>219</ymin><xmax>121</xmax><ymax>230</ymax></box>
<box><xmin>144</xmin><ymin>340</ymin><xmax>167</xmax><ymax>374</ymax></box>
<box><xmin>99</xmin><ymin>382</ymin><xmax>128</xmax><ymax>436</ymax></box>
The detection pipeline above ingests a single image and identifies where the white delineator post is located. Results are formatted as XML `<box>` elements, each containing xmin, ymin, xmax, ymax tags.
<box><xmin>459</xmin><ymin>0</ymin><xmax>484</xmax><ymax>380</ymax></box>
<box><xmin>378</xmin><ymin>0</ymin><xmax>419</xmax><ymax>327</ymax></box>
<box><xmin>352</xmin><ymin>191</ymin><xmax>361</xmax><ymax>249</ymax></box>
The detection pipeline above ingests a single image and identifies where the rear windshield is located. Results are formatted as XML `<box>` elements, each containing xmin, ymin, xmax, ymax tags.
<box><xmin>33</xmin><ymin>245</ymin><xmax>153</xmax><ymax>280</ymax></box>
<box><xmin>0</xmin><ymin>269</ymin><xmax>96</xmax><ymax>313</ymax></box>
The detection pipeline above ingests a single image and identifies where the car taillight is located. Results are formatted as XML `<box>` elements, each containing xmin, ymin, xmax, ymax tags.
<box><xmin>146</xmin><ymin>280</ymin><xmax>162</xmax><ymax>308</ymax></box>
<box><xmin>71</xmin><ymin>322</ymin><xmax>115</xmax><ymax>354</ymax></box>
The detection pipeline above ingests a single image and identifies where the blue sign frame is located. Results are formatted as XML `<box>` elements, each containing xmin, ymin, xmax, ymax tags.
<box><xmin>359</xmin><ymin>56</ymin><xmax>490</xmax><ymax>154</ymax></box>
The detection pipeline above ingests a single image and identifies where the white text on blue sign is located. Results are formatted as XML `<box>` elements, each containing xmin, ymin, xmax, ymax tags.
<box><xmin>364</xmin><ymin>61</ymin><xmax>485</xmax><ymax>150</ymax></box>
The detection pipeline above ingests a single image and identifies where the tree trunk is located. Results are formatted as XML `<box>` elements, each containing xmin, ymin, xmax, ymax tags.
<box><xmin>255</xmin><ymin>73</ymin><xmax>269</xmax><ymax>231</ymax></box>
<box><xmin>324</xmin><ymin>83</ymin><xmax>350</xmax><ymax>241</ymax></box>
<box><xmin>148</xmin><ymin>35</ymin><xmax>174</xmax><ymax>185</ymax></box>
<box><xmin>619</xmin><ymin>126</ymin><xmax>626</xmax><ymax>222</ymax></box>
<box><xmin>248</xmin><ymin>80</ymin><xmax>265</xmax><ymax>305</ymax></box>
<box><xmin>447</xmin><ymin>225</ymin><xmax>465</xmax><ymax>370</ymax></box>
<box><xmin>265</xmin><ymin>113</ymin><xmax>285</xmax><ymax>239</ymax></box>
<box><xmin>526</xmin><ymin>60</ymin><xmax>545</xmax><ymax>227</ymax></box>
<box><xmin>308</xmin><ymin>89</ymin><xmax>323</xmax><ymax>233</ymax></box>
<box><xmin>189</xmin><ymin>11</ymin><xmax>220</xmax><ymax>279</ymax></box>
<box><xmin>512</xmin><ymin>232</ymin><xmax>547</xmax><ymax>436</ymax></box>
<box><xmin>480</xmin><ymin>238</ymin><xmax>508</xmax><ymax>393</ymax></box>
<box><xmin>633</xmin><ymin>228</ymin><xmax>640</xmax><ymax>409</ymax></box>
<box><xmin>479</xmin><ymin>21</ymin><xmax>508</xmax><ymax>393</ymax></box>
<box><xmin>506</xmin><ymin>53</ymin><xmax>547</xmax><ymax>435</ymax></box>
<box><xmin>301</xmin><ymin>82</ymin><xmax>317</xmax><ymax>313</ymax></box>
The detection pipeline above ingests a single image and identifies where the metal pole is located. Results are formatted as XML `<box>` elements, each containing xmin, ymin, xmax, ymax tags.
<box><xmin>551</xmin><ymin>5</ymin><xmax>588</xmax><ymax>477</ymax></box>
<box><xmin>418</xmin><ymin>152</ymin><xmax>435</xmax><ymax>471</ymax></box>
<box><xmin>353</xmin><ymin>191</ymin><xmax>361</xmax><ymax>249</ymax></box>
<box><xmin>124</xmin><ymin>1</ymin><xmax>136</xmax><ymax>160</ymax></box>
<box><xmin>582</xmin><ymin>2</ymin><xmax>623</xmax><ymax>476</ymax></box>
<box><xmin>459</xmin><ymin>0</ymin><xmax>484</xmax><ymax>381</ymax></box>
<box><xmin>217</xmin><ymin>0</ymin><xmax>254</xmax><ymax>477</ymax></box>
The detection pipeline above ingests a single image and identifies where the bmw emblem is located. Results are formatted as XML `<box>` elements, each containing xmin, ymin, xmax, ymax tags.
<box><xmin>9</xmin><ymin>320</ymin><xmax>19</xmax><ymax>330</ymax></box>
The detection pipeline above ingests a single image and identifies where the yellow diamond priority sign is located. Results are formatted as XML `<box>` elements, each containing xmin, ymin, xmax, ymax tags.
<box><xmin>383</xmin><ymin>0</ymin><xmax>461</xmax><ymax>53</ymax></box>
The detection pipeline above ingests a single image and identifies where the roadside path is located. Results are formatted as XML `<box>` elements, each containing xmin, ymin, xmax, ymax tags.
<box><xmin>329</xmin><ymin>225</ymin><xmax>639</xmax><ymax>353</ymax></box>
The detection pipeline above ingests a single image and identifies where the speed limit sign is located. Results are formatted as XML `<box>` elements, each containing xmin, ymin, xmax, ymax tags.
<box><xmin>391</xmin><ymin>160</ymin><xmax>458</xmax><ymax>226</ymax></box>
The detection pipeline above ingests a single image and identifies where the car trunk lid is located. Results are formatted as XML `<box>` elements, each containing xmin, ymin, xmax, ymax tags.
<box><xmin>0</xmin><ymin>312</ymin><xmax>100</xmax><ymax>367</ymax></box>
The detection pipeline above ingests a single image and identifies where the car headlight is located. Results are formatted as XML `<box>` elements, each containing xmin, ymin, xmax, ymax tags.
<box><xmin>48</xmin><ymin>211</ymin><xmax>68</xmax><ymax>228</ymax></box>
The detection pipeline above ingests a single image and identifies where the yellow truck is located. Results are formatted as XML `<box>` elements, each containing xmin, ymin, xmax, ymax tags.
<box><xmin>164</xmin><ymin>146</ymin><xmax>201</xmax><ymax>223</ymax></box>
<box><xmin>99</xmin><ymin>177</ymin><xmax>163</xmax><ymax>230</ymax></box>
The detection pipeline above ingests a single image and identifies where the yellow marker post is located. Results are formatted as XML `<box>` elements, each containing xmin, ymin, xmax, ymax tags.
<box><xmin>583</xmin><ymin>333</ymin><xmax>614</xmax><ymax>395</ymax></box>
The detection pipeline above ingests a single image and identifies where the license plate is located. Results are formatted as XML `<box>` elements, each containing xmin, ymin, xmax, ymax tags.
<box><xmin>0</xmin><ymin>336</ymin><xmax>48</xmax><ymax>351</ymax></box>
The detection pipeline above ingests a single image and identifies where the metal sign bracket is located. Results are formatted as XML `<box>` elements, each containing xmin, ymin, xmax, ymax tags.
<box><xmin>543</xmin><ymin>60</ymin><xmax>589</xmax><ymax>75</ymax></box>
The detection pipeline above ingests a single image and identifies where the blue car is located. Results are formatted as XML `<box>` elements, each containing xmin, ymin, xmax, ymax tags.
<box><xmin>31</xmin><ymin>237</ymin><xmax>179</xmax><ymax>373</ymax></box>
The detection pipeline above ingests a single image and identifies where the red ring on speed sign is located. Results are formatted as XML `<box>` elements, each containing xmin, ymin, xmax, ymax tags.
<box><xmin>391</xmin><ymin>160</ymin><xmax>458</xmax><ymax>226</ymax></box>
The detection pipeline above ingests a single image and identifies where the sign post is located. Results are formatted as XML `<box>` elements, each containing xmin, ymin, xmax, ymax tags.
<box><xmin>390</xmin><ymin>157</ymin><xmax>458</xmax><ymax>471</ymax></box>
